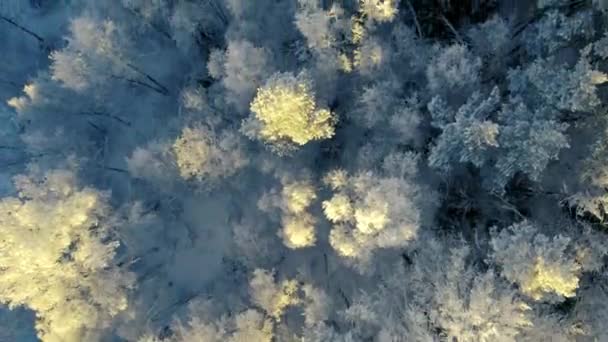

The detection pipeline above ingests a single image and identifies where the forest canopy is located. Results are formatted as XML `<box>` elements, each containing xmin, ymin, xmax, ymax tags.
<box><xmin>2</xmin><ymin>0</ymin><xmax>608</xmax><ymax>341</ymax></box>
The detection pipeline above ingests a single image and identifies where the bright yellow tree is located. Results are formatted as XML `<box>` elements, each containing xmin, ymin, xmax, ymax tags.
<box><xmin>322</xmin><ymin>171</ymin><xmax>422</xmax><ymax>268</ymax></box>
<box><xmin>491</xmin><ymin>221</ymin><xmax>580</xmax><ymax>301</ymax></box>
<box><xmin>359</xmin><ymin>0</ymin><xmax>398</xmax><ymax>22</ymax></box>
<box><xmin>247</xmin><ymin>72</ymin><xmax>336</xmax><ymax>152</ymax></box>
<box><xmin>0</xmin><ymin>169</ymin><xmax>134</xmax><ymax>342</ymax></box>
<box><xmin>279</xmin><ymin>180</ymin><xmax>318</xmax><ymax>249</ymax></box>
<box><xmin>249</xmin><ymin>269</ymin><xmax>300</xmax><ymax>320</ymax></box>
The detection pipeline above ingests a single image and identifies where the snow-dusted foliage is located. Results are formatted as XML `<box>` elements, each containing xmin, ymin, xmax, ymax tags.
<box><xmin>171</xmin><ymin>125</ymin><xmax>248</xmax><ymax>182</ymax></box>
<box><xmin>490</xmin><ymin>221</ymin><xmax>580</xmax><ymax>302</ymax></box>
<box><xmin>216</xmin><ymin>40</ymin><xmax>273</xmax><ymax>111</ymax></box>
<box><xmin>426</xmin><ymin>44</ymin><xmax>482</xmax><ymax>100</ymax></box>
<box><xmin>3</xmin><ymin>1</ymin><xmax>608</xmax><ymax>341</ymax></box>
<box><xmin>322</xmin><ymin>153</ymin><xmax>433</xmax><ymax>271</ymax></box>
<box><xmin>426</xmin><ymin>247</ymin><xmax>533</xmax><ymax>342</ymax></box>
<box><xmin>0</xmin><ymin>168</ymin><xmax>134</xmax><ymax>342</ymax></box>
<box><xmin>359</xmin><ymin>0</ymin><xmax>399</xmax><ymax>23</ymax></box>
<box><xmin>243</xmin><ymin>71</ymin><xmax>336</xmax><ymax>153</ymax></box>
<box><xmin>258</xmin><ymin>176</ymin><xmax>319</xmax><ymax>249</ymax></box>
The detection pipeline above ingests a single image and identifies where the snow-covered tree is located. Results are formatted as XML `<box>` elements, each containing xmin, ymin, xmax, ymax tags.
<box><xmin>50</xmin><ymin>16</ymin><xmax>168</xmax><ymax>96</ymax></box>
<box><xmin>426</xmin><ymin>44</ymin><xmax>481</xmax><ymax>101</ymax></box>
<box><xmin>249</xmin><ymin>269</ymin><xmax>300</xmax><ymax>320</ymax></box>
<box><xmin>216</xmin><ymin>40</ymin><xmax>273</xmax><ymax>111</ymax></box>
<box><xmin>428</xmin><ymin>258</ymin><xmax>533</xmax><ymax>342</ymax></box>
<box><xmin>428</xmin><ymin>87</ymin><xmax>501</xmax><ymax>174</ymax></box>
<box><xmin>145</xmin><ymin>299</ymin><xmax>273</xmax><ymax>342</ymax></box>
<box><xmin>171</xmin><ymin>125</ymin><xmax>248</xmax><ymax>183</ymax></box>
<box><xmin>244</xmin><ymin>71</ymin><xmax>336</xmax><ymax>153</ymax></box>
<box><xmin>428</xmin><ymin>87</ymin><xmax>570</xmax><ymax>191</ymax></box>
<box><xmin>258</xmin><ymin>177</ymin><xmax>318</xmax><ymax>249</ymax></box>
<box><xmin>322</xmin><ymin>155</ymin><xmax>431</xmax><ymax>270</ymax></box>
<box><xmin>490</xmin><ymin>221</ymin><xmax>580</xmax><ymax>302</ymax></box>
<box><xmin>359</xmin><ymin>0</ymin><xmax>399</xmax><ymax>23</ymax></box>
<box><xmin>0</xmin><ymin>168</ymin><xmax>134</xmax><ymax>342</ymax></box>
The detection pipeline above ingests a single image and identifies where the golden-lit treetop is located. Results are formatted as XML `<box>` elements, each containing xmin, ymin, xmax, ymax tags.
<box><xmin>491</xmin><ymin>221</ymin><xmax>581</xmax><ymax>302</ymax></box>
<box><xmin>322</xmin><ymin>193</ymin><xmax>353</xmax><ymax>223</ymax></box>
<box><xmin>249</xmin><ymin>269</ymin><xmax>300</xmax><ymax>320</ymax></box>
<box><xmin>359</xmin><ymin>0</ymin><xmax>398</xmax><ymax>22</ymax></box>
<box><xmin>322</xmin><ymin>169</ymin><xmax>349</xmax><ymax>190</ymax></box>
<box><xmin>281</xmin><ymin>213</ymin><xmax>317</xmax><ymax>249</ymax></box>
<box><xmin>521</xmin><ymin>257</ymin><xmax>580</xmax><ymax>300</ymax></box>
<box><xmin>322</xmin><ymin>171</ymin><xmax>423</xmax><ymax>268</ymax></box>
<box><xmin>248</xmin><ymin>72</ymin><xmax>336</xmax><ymax>151</ymax></box>
<box><xmin>279</xmin><ymin>180</ymin><xmax>318</xmax><ymax>249</ymax></box>
<box><xmin>172</xmin><ymin>125</ymin><xmax>248</xmax><ymax>182</ymax></box>
<box><xmin>282</xmin><ymin>181</ymin><xmax>317</xmax><ymax>214</ymax></box>
<box><xmin>0</xmin><ymin>169</ymin><xmax>134</xmax><ymax>342</ymax></box>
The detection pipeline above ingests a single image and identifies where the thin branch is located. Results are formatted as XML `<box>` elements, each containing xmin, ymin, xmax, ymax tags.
<box><xmin>512</xmin><ymin>0</ymin><xmax>588</xmax><ymax>38</ymax></box>
<box><xmin>405</xmin><ymin>0</ymin><xmax>423</xmax><ymax>38</ymax></box>
<box><xmin>338</xmin><ymin>288</ymin><xmax>351</xmax><ymax>308</ymax></box>
<box><xmin>150</xmin><ymin>293</ymin><xmax>200</xmax><ymax>322</ymax></box>
<box><xmin>125</xmin><ymin>63</ymin><xmax>170</xmax><ymax>95</ymax></box>
<box><xmin>0</xmin><ymin>15</ymin><xmax>44</xmax><ymax>43</ymax></box>
<box><xmin>491</xmin><ymin>193</ymin><xmax>526</xmax><ymax>219</ymax></box>
<box><xmin>91</xmin><ymin>164</ymin><xmax>129</xmax><ymax>174</ymax></box>
<box><xmin>124</xmin><ymin>8</ymin><xmax>173</xmax><ymax>42</ymax></box>
<box><xmin>184</xmin><ymin>222</ymin><xmax>198</xmax><ymax>245</ymax></box>
<box><xmin>87</xmin><ymin>121</ymin><xmax>106</xmax><ymax>133</ymax></box>
<box><xmin>116</xmin><ymin>256</ymin><xmax>141</xmax><ymax>268</ymax></box>
<box><xmin>439</xmin><ymin>14</ymin><xmax>464</xmax><ymax>44</ymax></box>
<box><xmin>76</xmin><ymin>111</ymin><xmax>132</xmax><ymax>127</ymax></box>
<box><xmin>122</xmin><ymin>77</ymin><xmax>169</xmax><ymax>96</ymax></box>
<box><xmin>0</xmin><ymin>151</ymin><xmax>61</xmax><ymax>168</ymax></box>
<box><xmin>401</xmin><ymin>252</ymin><xmax>413</xmax><ymax>266</ymax></box>
<box><xmin>0</xmin><ymin>145</ymin><xmax>22</xmax><ymax>150</ymax></box>
<box><xmin>0</xmin><ymin>159</ymin><xmax>29</xmax><ymax>168</ymax></box>
<box><xmin>0</xmin><ymin>77</ymin><xmax>20</xmax><ymax>89</ymax></box>
<box><xmin>205</xmin><ymin>0</ymin><xmax>229</xmax><ymax>26</ymax></box>
<box><xmin>474</xmin><ymin>224</ymin><xmax>482</xmax><ymax>252</ymax></box>
<box><xmin>513</xmin><ymin>187</ymin><xmax>568</xmax><ymax>199</ymax></box>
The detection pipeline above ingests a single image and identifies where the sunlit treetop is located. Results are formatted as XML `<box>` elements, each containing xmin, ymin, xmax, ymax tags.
<box><xmin>282</xmin><ymin>181</ymin><xmax>317</xmax><ymax>214</ymax></box>
<box><xmin>280</xmin><ymin>180</ymin><xmax>318</xmax><ymax>249</ymax></box>
<box><xmin>322</xmin><ymin>170</ymin><xmax>424</xmax><ymax>270</ymax></box>
<box><xmin>281</xmin><ymin>213</ymin><xmax>317</xmax><ymax>249</ymax></box>
<box><xmin>246</xmin><ymin>71</ymin><xmax>336</xmax><ymax>153</ymax></box>
<box><xmin>491</xmin><ymin>221</ymin><xmax>581</xmax><ymax>302</ymax></box>
<box><xmin>146</xmin><ymin>300</ymin><xmax>274</xmax><ymax>342</ymax></box>
<box><xmin>522</xmin><ymin>257</ymin><xmax>580</xmax><ymax>300</ymax></box>
<box><xmin>359</xmin><ymin>0</ymin><xmax>399</xmax><ymax>22</ymax></box>
<box><xmin>249</xmin><ymin>269</ymin><xmax>300</xmax><ymax>321</ymax></box>
<box><xmin>258</xmin><ymin>178</ymin><xmax>319</xmax><ymax>249</ymax></box>
<box><xmin>322</xmin><ymin>169</ymin><xmax>349</xmax><ymax>190</ymax></box>
<box><xmin>171</xmin><ymin>125</ymin><xmax>249</xmax><ymax>183</ymax></box>
<box><xmin>0</xmin><ymin>168</ymin><xmax>134</xmax><ymax>342</ymax></box>
<box><xmin>140</xmin><ymin>274</ymin><xmax>330</xmax><ymax>341</ymax></box>
<box><xmin>322</xmin><ymin>193</ymin><xmax>353</xmax><ymax>223</ymax></box>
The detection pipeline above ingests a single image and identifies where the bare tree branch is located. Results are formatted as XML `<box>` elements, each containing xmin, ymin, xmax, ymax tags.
<box><xmin>75</xmin><ymin>111</ymin><xmax>132</xmax><ymax>127</ymax></box>
<box><xmin>406</xmin><ymin>0</ymin><xmax>423</xmax><ymax>38</ymax></box>
<box><xmin>0</xmin><ymin>15</ymin><xmax>44</xmax><ymax>43</ymax></box>
<box><xmin>126</xmin><ymin>63</ymin><xmax>170</xmax><ymax>95</ymax></box>
<box><xmin>439</xmin><ymin>14</ymin><xmax>464</xmax><ymax>45</ymax></box>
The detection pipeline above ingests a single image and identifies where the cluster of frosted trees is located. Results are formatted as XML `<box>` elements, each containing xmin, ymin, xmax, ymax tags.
<box><xmin>3</xmin><ymin>0</ymin><xmax>608</xmax><ymax>341</ymax></box>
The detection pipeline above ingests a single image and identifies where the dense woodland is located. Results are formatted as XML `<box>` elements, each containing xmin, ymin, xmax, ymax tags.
<box><xmin>3</xmin><ymin>0</ymin><xmax>608</xmax><ymax>341</ymax></box>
